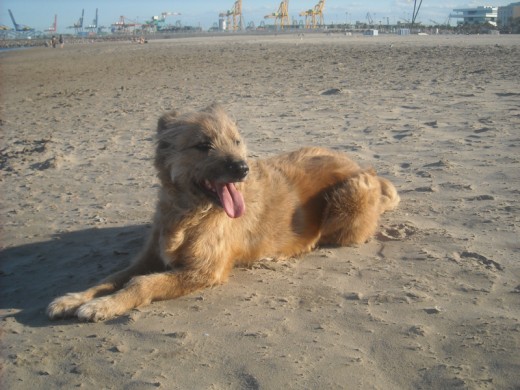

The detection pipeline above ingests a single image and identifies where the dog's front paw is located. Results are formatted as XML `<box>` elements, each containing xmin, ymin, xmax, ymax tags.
<box><xmin>47</xmin><ymin>293</ymin><xmax>89</xmax><ymax>319</ymax></box>
<box><xmin>76</xmin><ymin>297</ymin><xmax>121</xmax><ymax>322</ymax></box>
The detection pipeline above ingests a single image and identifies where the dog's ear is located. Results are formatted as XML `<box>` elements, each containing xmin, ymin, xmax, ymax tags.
<box><xmin>157</xmin><ymin>110</ymin><xmax>180</xmax><ymax>133</ymax></box>
<box><xmin>203</xmin><ymin>103</ymin><xmax>239</xmax><ymax>126</ymax></box>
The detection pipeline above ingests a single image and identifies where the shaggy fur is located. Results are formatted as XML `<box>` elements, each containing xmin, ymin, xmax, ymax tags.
<box><xmin>47</xmin><ymin>104</ymin><xmax>400</xmax><ymax>322</ymax></box>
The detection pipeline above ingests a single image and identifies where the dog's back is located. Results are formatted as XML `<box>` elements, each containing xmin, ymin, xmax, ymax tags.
<box><xmin>230</xmin><ymin>147</ymin><xmax>384</xmax><ymax>263</ymax></box>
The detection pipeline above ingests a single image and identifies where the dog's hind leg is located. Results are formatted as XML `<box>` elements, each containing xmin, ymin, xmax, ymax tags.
<box><xmin>319</xmin><ymin>170</ymin><xmax>383</xmax><ymax>246</ymax></box>
<box><xmin>47</xmin><ymin>235</ymin><xmax>165</xmax><ymax>319</ymax></box>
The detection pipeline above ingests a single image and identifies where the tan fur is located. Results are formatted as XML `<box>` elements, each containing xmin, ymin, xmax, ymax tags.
<box><xmin>47</xmin><ymin>104</ymin><xmax>400</xmax><ymax>322</ymax></box>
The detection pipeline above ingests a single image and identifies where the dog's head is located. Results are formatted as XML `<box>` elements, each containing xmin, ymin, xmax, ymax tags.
<box><xmin>155</xmin><ymin>104</ymin><xmax>248</xmax><ymax>218</ymax></box>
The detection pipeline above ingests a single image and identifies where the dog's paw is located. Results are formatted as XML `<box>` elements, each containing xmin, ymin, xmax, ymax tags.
<box><xmin>47</xmin><ymin>293</ymin><xmax>89</xmax><ymax>319</ymax></box>
<box><xmin>76</xmin><ymin>297</ymin><xmax>120</xmax><ymax>322</ymax></box>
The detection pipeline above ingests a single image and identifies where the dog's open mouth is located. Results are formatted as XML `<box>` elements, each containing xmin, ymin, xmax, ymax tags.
<box><xmin>199</xmin><ymin>180</ymin><xmax>245</xmax><ymax>219</ymax></box>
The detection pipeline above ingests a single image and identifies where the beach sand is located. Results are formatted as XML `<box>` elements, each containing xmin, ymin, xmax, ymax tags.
<box><xmin>1</xmin><ymin>34</ymin><xmax>519</xmax><ymax>389</ymax></box>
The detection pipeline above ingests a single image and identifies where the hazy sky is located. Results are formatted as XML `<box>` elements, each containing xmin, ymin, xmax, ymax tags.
<box><xmin>0</xmin><ymin>1</ymin><xmax>514</xmax><ymax>32</ymax></box>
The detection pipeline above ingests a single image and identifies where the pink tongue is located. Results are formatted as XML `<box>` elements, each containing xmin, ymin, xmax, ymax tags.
<box><xmin>215</xmin><ymin>182</ymin><xmax>245</xmax><ymax>218</ymax></box>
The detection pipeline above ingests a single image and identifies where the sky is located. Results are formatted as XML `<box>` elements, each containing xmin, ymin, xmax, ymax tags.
<box><xmin>0</xmin><ymin>1</ymin><xmax>515</xmax><ymax>33</ymax></box>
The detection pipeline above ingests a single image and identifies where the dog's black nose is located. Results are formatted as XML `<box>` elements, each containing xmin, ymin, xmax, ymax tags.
<box><xmin>228</xmin><ymin>160</ymin><xmax>249</xmax><ymax>179</ymax></box>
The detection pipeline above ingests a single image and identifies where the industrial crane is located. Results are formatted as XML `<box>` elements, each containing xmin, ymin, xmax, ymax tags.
<box><xmin>219</xmin><ymin>1</ymin><xmax>244</xmax><ymax>31</ymax></box>
<box><xmin>299</xmin><ymin>6</ymin><xmax>313</xmax><ymax>28</ymax></box>
<box><xmin>85</xmin><ymin>9</ymin><xmax>104</xmax><ymax>34</ymax></box>
<box><xmin>366</xmin><ymin>12</ymin><xmax>374</xmax><ymax>27</ymax></box>
<box><xmin>8</xmin><ymin>9</ymin><xmax>34</xmax><ymax>32</ymax></box>
<box><xmin>111</xmin><ymin>16</ymin><xmax>140</xmax><ymax>34</ymax></box>
<box><xmin>68</xmin><ymin>9</ymin><xmax>84</xmax><ymax>33</ymax></box>
<box><xmin>264</xmin><ymin>1</ymin><xmax>290</xmax><ymax>30</ymax></box>
<box><xmin>143</xmin><ymin>11</ymin><xmax>181</xmax><ymax>32</ymax></box>
<box><xmin>411</xmin><ymin>0</ymin><xmax>423</xmax><ymax>29</ymax></box>
<box><xmin>45</xmin><ymin>14</ymin><xmax>57</xmax><ymax>33</ymax></box>
<box><xmin>299</xmin><ymin>0</ymin><xmax>325</xmax><ymax>29</ymax></box>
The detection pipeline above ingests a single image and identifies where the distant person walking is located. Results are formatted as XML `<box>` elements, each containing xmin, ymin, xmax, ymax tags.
<box><xmin>51</xmin><ymin>35</ymin><xmax>57</xmax><ymax>48</ymax></box>
<box><xmin>59</xmin><ymin>34</ymin><xmax>64</xmax><ymax>49</ymax></box>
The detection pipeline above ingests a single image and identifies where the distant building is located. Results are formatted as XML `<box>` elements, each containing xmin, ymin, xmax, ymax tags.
<box><xmin>498</xmin><ymin>2</ymin><xmax>520</xmax><ymax>27</ymax></box>
<box><xmin>451</xmin><ymin>6</ymin><xmax>498</xmax><ymax>26</ymax></box>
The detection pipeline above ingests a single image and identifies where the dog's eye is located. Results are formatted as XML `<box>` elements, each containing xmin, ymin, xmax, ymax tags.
<box><xmin>194</xmin><ymin>142</ymin><xmax>214</xmax><ymax>152</ymax></box>
<box><xmin>235</xmin><ymin>140</ymin><xmax>241</xmax><ymax>146</ymax></box>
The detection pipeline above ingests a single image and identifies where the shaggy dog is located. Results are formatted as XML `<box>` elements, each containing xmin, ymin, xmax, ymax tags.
<box><xmin>47</xmin><ymin>104</ymin><xmax>400</xmax><ymax>322</ymax></box>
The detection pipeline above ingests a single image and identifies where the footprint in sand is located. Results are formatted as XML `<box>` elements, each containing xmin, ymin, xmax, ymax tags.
<box><xmin>377</xmin><ymin>222</ymin><xmax>418</xmax><ymax>241</ymax></box>
<box><xmin>459</xmin><ymin>251</ymin><xmax>504</xmax><ymax>271</ymax></box>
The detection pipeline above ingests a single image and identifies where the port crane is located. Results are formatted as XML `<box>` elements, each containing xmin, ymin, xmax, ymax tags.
<box><xmin>143</xmin><ymin>11</ymin><xmax>181</xmax><ymax>33</ymax></box>
<box><xmin>68</xmin><ymin>9</ymin><xmax>84</xmax><ymax>33</ymax></box>
<box><xmin>85</xmin><ymin>8</ymin><xmax>105</xmax><ymax>33</ymax></box>
<box><xmin>299</xmin><ymin>0</ymin><xmax>325</xmax><ymax>29</ymax></box>
<box><xmin>45</xmin><ymin>14</ymin><xmax>57</xmax><ymax>33</ymax></box>
<box><xmin>8</xmin><ymin>9</ymin><xmax>34</xmax><ymax>32</ymax></box>
<box><xmin>219</xmin><ymin>0</ymin><xmax>244</xmax><ymax>31</ymax></box>
<box><xmin>411</xmin><ymin>0</ymin><xmax>423</xmax><ymax>29</ymax></box>
<box><xmin>265</xmin><ymin>1</ymin><xmax>290</xmax><ymax>29</ymax></box>
<box><xmin>111</xmin><ymin>16</ymin><xmax>141</xmax><ymax>34</ymax></box>
<box><xmin>366</xmin><ymin>12</ymin><xmax>374</xmax><ymax>27</ymax></box>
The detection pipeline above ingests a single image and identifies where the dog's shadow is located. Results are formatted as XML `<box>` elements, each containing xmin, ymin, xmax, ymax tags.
<box><xmin>0</xmin><ymin>224</ymin><xmax>151</xmax><ymax>328</ymax></box>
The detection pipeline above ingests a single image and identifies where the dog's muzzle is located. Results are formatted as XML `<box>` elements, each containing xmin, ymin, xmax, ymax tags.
<box><xmin>227</xmin><ymin>160</ymin><xmax>249</xmax><ymax>181</ymax></box>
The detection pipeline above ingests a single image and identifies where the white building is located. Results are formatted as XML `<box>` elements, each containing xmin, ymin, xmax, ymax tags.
<box><xmin>498</xmin><ymin>2</ymin><xmax>520</xmax><ymax>27</ymax></box>
<box><xmin>451</xmin><ymin>6</ymin><xmax>498</xmax><ymax>26</ymax></box>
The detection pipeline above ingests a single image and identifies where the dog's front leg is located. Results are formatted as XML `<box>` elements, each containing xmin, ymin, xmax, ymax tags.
<box><xmin>75</xmin><ymin>269</ymin><xmax>221</xmax><ymax>322</ymax></box>
<box><xmin>47</xmin><ymin>236</ymin><xmax>164</xmax><ymax>320</ymax></box>
<box><xmin>46</xmin><ymin>261</ymin><xmax>156</xmax><ymax>319</ymax></box>
<box><xmin>46</xmin><ymin>263</ymin><xmax>148</xmax><ymax>319</ymax></box>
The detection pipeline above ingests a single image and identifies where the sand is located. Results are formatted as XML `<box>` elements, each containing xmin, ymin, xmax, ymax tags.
<box><xmin>1</xmin><ymin>33</ymin><xmax>519</xmax><ymax>389</ymax></box>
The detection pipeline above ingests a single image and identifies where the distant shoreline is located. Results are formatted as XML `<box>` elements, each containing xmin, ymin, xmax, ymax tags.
<box><xmin>1</xmin><ymin>29</ymin><xmax>509</xmax><ymax>49</ymax></box>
